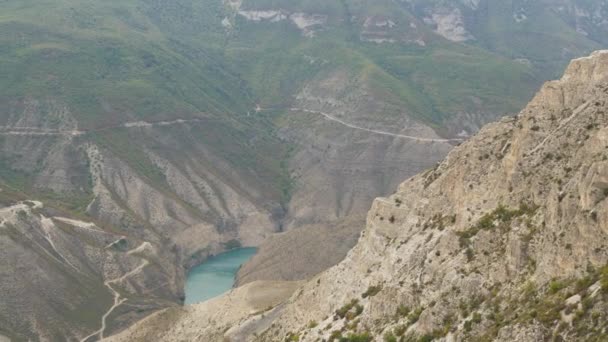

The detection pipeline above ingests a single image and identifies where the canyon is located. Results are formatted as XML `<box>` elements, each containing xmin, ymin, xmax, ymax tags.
<box><xmin>0</xmin><ymin>1</ymin><xmax>607</xmax><ymax>341</ymax></box>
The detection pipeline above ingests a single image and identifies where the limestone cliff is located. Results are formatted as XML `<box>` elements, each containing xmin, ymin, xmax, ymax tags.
<box><xmin>111</xmin><ymin>50</ymin><xmax>608</xmax><ymax>341</ymax></box>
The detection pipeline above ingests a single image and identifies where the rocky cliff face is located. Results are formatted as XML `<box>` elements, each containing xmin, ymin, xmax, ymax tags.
<box><xmin>111</xmin><ymin>50</ymin><xmax>608</xmax><ymax>341</ymax></box>
<box><xmin>251</xmin><ymin>50</ymin><xmax>608</xmax><ymax>342</ymax></box>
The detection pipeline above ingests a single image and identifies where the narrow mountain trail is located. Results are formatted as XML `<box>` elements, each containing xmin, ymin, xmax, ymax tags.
<box><xmin>121</xmin><ymin>118</ymin><xmax>204</xmax><ymax>128</ymax></box>
<box><xmin>0</xmin><ymin>130</ymin><xmax>84</xmax><ymax>136</ymax></box>
<box><xmin>289</xmin><ymin>108</ymin><xmax>465</xmax><ymax>143</ymax></box>
<box><xmin>0</xmin><ymin>118</ymin><xmax>206</xmax><ymax>136</ymax></box>
<box><xmin>80</xmin><ymin>243</ymin><xmax>150</xmax><ymax>342</ymax></box>
<box><xmin>0</xmin><ymin>127</ymin><xmax>84</xmax><ymax>136</ymax></box>
<box><xmin>0</xmin><ymin>109</ymin><xmax>463</xmax><ymax>143</ymax></box>
<box><xmin>0</xmin><ymin>201</ymin><xmax>150</xmax><ymax>342</ymax></box>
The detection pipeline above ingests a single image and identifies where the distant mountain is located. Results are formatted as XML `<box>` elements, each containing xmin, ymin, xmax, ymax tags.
<box><xmin>402</xmin><ymin>0</ymin><xmax>607</xmax><ymax>76</ymax></box>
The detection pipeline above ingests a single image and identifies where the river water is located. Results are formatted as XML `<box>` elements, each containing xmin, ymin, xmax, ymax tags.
<box><xmin>184</xmin><ymin>247</ymin><xmax>257</xmax><ymax>305</ymax></box>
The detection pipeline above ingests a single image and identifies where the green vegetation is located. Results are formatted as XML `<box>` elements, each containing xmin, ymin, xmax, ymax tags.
<box><xmin>473</xmin><ymin>265</ymin><xmax>608</xmax><ymax>341</ymax></box>
<box><xmin>463</xmin><ymin>312</ymin><xmax>482</xmax><ymax>333</ymax></box>
<box><xmin>361</xmin><ymin>285</ymin><xmax>382</xmax><ymax>299</ymax></box>
<box><xmin>408</xmin><ymin>307</ymin><xmax>424</xmax><ymax>324</ymax></box>
<box><xmin>418</xmin><ymin>335</ymin><xmax>434</xmax><ymax>342</ymax></box>
<box><xmin>458</xmin><ymin>202</ymin><xmax>539</xmax><ymax>248</ymax></box>
<box><xmin>601</xmin><ymin>265</ymin><xmax>608</xmax><ymax>293</ymax></box>
<box><xmin>286</xmin><ymin>332</ymin><xmax>300</xmax><ymax>341</ymax></box>
<box><xmin>423</xmin><ymin>213</ymin><xmax>456</xmax><ymax>231</ymax></box>
<box><xmin>0</xmin><ymin>0</ymin><xmax>540</xmax><ymax>128</ymax></box>
<box><xmin>331</xmin><ymin>332</ymin><xmax>372</xmax><ymax>342</ymax></box>
<box><xmin>384</xmin><ymin>332</ymin><xmax>397</xmax><ymax>342</ymax></box>
<box><xmin>336</xmin><ymin>299</ymin><xmax>364</xmax><ymax>320</ymax></box>
<box><xmin>395</xmin><ymin>304</ymin><xmax>410</xmax><ymax>318</ymax></box>
<box><xmin>548</xmin><ymin>280</ymin><xmax>568</xmax><ymax>294</ymax></box>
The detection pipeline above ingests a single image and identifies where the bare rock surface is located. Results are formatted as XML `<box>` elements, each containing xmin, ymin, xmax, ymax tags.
<box><xmin>106</xmin><ymin>281</ymin><xmax>302</xmax><ymax>342</ymax></box>
<box><xmin>235</xmin><ymin>216</ymin><xmax>365</xmax><ymax>286</ymax></box>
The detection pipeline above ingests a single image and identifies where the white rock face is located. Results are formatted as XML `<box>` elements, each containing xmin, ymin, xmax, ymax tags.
<box><xmin>289</xmin><ymin>13</ymin><xmax>327</xmax><ymax>37</ymax></box>
<box><xmin>224</xmin><ymin>0</ymin><xmax>242</xmax><ymax>11</ymax></box>
<box><xmin>238</xmin><ymin>10</ymin><xmax>285</xmax><ymax>22</ymax></box>
<box><xmin>222</xmin><ymin>17</ymin><xmax>232</xmax><ymax>28</ymax></box>
<box><xmin>428</xmin><ymin>8</ymin><xmax>474</xmax><ymax>42</ymax></box>
<box><xmin>513</xmin><ymin>9</ymin><xmax>528</xmax><ymax>23</ymax></box>
<box><xmin>363</xmin><ymin>17</ymin><xmax>396</xmax><ymax>29</ymax></box>
<box><xmin>235</xmin><ymin>8</ymin><xmax>326</xmax><ymax>38</ymax></box>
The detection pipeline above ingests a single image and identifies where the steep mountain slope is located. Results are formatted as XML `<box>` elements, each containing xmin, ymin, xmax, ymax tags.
<box><xmin>252</xmin><ymin>49</ymin><xmax>608</xmax><ymax>342</ymax></box>
<box><xmin>0</xmin><ymin>1</ymin><xmax>606</xmax><ymax>340</ymax></box>
<box><xmin>111</xmin><ymin>50</ymin><xmax>608</xmax><ymax>342</ymax></box>
<box><xmin>235</xmin><ymin>216</ymin><xmax>364</xmax><ymax>286</ymax></box>
<box><xmin>0</xmin><ymin>189</ymin><xmax>181</xmax><ymax>341</ymax></box>
<box><xmin>210</xmin><ymin>0</ymin><xmax>540</xmax><ymax>244</ymax></box>
<box><xmin>227</xmin><ymin>0</ymin><xmax>542</xmax><ymax>284</ymax></box>
<box><xmin>0</xmin><ymin>119</ymin><xmax>283</xmax><ymax>340</ymax></box>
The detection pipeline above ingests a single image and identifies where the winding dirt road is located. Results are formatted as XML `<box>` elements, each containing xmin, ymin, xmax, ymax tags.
<box><xmin>290</xmin><ymin>108</ymin><xmax>465</xmax><ymax>143</ymax></box>
<box><xmin>0</xmin><ymin>118</ymin><xmax>206</xmax><ymax>137</ymax></box>
<box><xmin>80</xmin><ymin>243</ymin><xmax>150</xmax><ymax>342</ymax></box>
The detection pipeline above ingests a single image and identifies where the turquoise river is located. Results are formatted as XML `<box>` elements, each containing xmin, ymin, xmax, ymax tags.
<box><xmin>184</xmin><ymin>247</ymin><xmax>257</xmax><ymax>304</ymax></box>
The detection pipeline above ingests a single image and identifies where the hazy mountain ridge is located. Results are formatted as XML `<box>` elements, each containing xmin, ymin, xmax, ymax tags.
<box><xmin>402</xmin><ymin>0</ymin><xmax>607</xmax><ymax>75</ymax></box>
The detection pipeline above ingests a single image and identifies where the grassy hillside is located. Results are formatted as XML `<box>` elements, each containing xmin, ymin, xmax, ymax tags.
<box><xmin>0</xmin><ymin>0</ymin><xmax>252</xmax><ymax>127</ymax></box>
<box><xmin>222</xmin><ymin>0</ymin><xmax>538</xmax><ymax>126</ymax></box>
<box><xmin>2</xmin><ymin>0</ymin><xmax>601</xmax><ymax>130</ymax></box>
<box><xmin>0</xmin><ymin>0</ymin><xmax>546</xmax><ymax>127</ymax></box>
<box><xmin>0</xmin><ymin>0</ymin><xmax>546</xmax><ymax>205</ymax></box>
<box><xmin>0</xmin><ymin>0</ymin><xmax>291</xmax><ymax>206</ymax></box>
